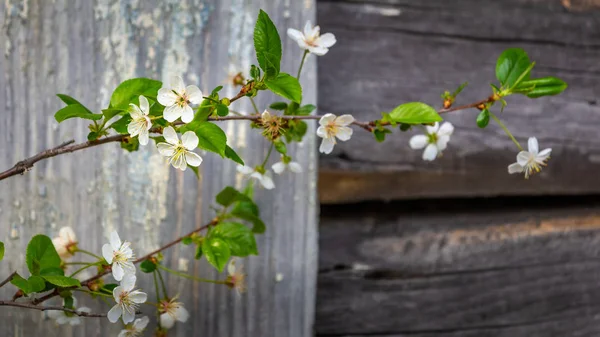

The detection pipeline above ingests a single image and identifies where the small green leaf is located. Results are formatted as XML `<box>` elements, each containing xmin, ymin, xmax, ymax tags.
<box><xmin>216</xmin><ymin>103</ymin><xmax>229</xmax><ymax>117</ymax></box>
<box><xmin>120</xmin><ymin>137</ymin><xmax>140</xmax><ymax>152</ymax></box>
<box><xmin>225</xmin><ymin>145</ymin><xmax>245</xmax><ymax>165</ymax></box>
<box><xmin>476</xmin><ymin>109</ymin><xmax>490</xmax><ymax>128</ymax></box>
<box><xmin>250</xmin><ymin>65</ymin><xmax>261</xmax><ymax>80</ymax></box>
<box><xmin>195</xmin><ymin>245</ymin><xmax>203</xmax><ymax>260</ymax></box>
<box><xmin>254</xmin><ymin>10</ymin><xmax>282</xmax><ymax>79</ymax></box>
<box><xmin>517</xmin><ymin>76</ymin><xmax>568</xmax><ymax>98</ymax></box>
<box><xmin>110</xmin><ymin>78</ymin><xmax>162</xmax><ymax>109</ymax></box>
<box><xmin>231</xmin><ymin>202</ymin><xmax>265</xmax><ymax>234</ymax></box>
<box><xmin>0</xmin><ymin>241</ymin><xmax>4</xmax><ymax>261</ymax></box>
<box><xmin>211</xmin><ymin>86</ymin><xmax>224</xmax><ymax>96</ymax></box>
<box><xmin>41</xmin><ymin>275</ymin><xmax>81</xmax><ymax>288</ymax></box>
<box><xmin>216</xmin><ymin>186</ymin><xmax>252</xmax><ymax>207</ymax></box>
<box><xmin>54</xmin><ymin>104</ymin><xmax>103</xmax><ymax>123</ymax></box>
<box><xmin>180</xmin><ymin>122</ymin><xmax>227</xmax><ymax>156</ymax></box>
<box><xmin>296</xmin><ymin>104</ymin><xmax>316</xmax><ymax>116</ymax></box>
<box><xmin>140</xmin><ymin>260</ymin><xmax>157</xmax><ymax>273</ymax></box>
<box><xmin>26</xmin><ymin>235</ymin><xmax>61</xmax><ymax>276</ymax></box>
<box><xmin>274</xmin><ymin>140</ymin><xmax>287</xmax><ymax>155</ymax></box>
<box><xmin>63</xmin><ymin>296</ymin><xmax>74</xmax><ymax>309</ymax></box>
<box><xmin>11</xmin><ymin>274</ymin><xmax>31</xmax><ymax>293</ymax></box>
<box><xmin>182</xmin><ymin>237</ymin><xmax>193</xmax><ymax>245</ymax></box>
<box><xmin>452</xmin><ymin>82</ymin><xmax>468</xmax><ymax>97</ymax></box>
<box><xmin>387</xmin><ymin>102</ymin><xmax>442</xmax><ymax>124</ymax></box>
<box><xmin>40</xmin><ymin>267</ymin><xmax>65</xmax><ymax>276</ymax></box>
<box><xmin>189</xmin><ymin>165</ymin><xmax>200</xmax><ymax>179</ymax></box>
<box><xmin>265</xmin><ymin>73</ymin><xmax>302</xmax><ymax>103</ymax></box>
<box><xmin>102</xmin><ymin>108</ymin><xmax>127</xmax><ymax>120</ymax></box>
<box><xmin>496</xmin><ymin>48</ymin><xmax>531</xmax><ymax>88</ymax></box>
<box><xmin>202</xmin><ymin>237</ymin><xmax>231</xmax><ymax>272</ymax></box>
<box><xmin>102</xmin><ymin>284</ymin><xmax>118</xmax><ymax>292</ymax></box>
<box><xmin>212</xmin><ymin>222</ymin><xmax>258</xmax><ymax>257</ymax></box>
<box><xmin>110</xmin><ymin>115</ymin><xmax>132</xmax><ymax>134</ymax></box>
<box><xmin>193</xmin><ymin>99</ymin><xmax>214</xmax><ymax>122</ymax></box>
<box><xmin>28</xmin><ymin>276</ymin><xmax>46</xmax><ymax>292</ymax></box>
<box><xmin>269</xmin><ymin>102</ymin><xmax>288</xmax><ymax>110</ymax></box>
<box><xmin>56</xmin><ymin>94</ymin><xmax>89</xmax><ymax>109</ymax></box>
<box><xmin>373</xmin><ymin>128</ymin><xmax>392</xmax><ymax>142</ymax></box>
<box><xmin>87</xmin><ymin>131</ymin><xmax>99</xmax><ymax>141</ymax></box>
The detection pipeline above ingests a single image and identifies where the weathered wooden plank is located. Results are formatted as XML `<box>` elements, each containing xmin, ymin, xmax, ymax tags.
<box><xmin>316</xmin><ymin>0</ymin><xmax>600</xmax><ymax>203</ymax></box>
<box><xmin>0</xmin><ymin>1</ymin><xmax>317</xmax><ymax>336</ymax></box>
<box><xmin>316</xmin><ymin>199</ymin><xmax>600</xmax><ymax>336</ymax></box>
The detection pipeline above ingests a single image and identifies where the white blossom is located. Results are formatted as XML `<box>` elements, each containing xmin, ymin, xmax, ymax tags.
<box><xmin>156</xmin><ymin>126</ymin><xmax>203</xmax><ymax>171</ymax></box>
<box><xmin>226</xmin><ymin>258</ymin><xmax>246</xmax><ymax>295</ymax></box>
<box><xmin>108</xmin><ymin>274</ymin><xmax>147</xmax><ymax>324</ymax></box>
<box><xmin>102</xmin><ymin>231</ymin><xmax>135</xmax><ymax>281</ymax></box>
<box><xmin>316</xmin><ymin>113</ymin><xmax>354</xmax><ymax>154</ymax></box>
<box><xmin>157</xmin><ymin>75</ymin><xmax>203</xmax><ymax>123</ymax></box>
<box><xmin>409</xmin><ymin>122</ymin><xmax>454</xmax><ymax>161</ymax></box>
<box><xmin>118</xmin><ymin>316</ymin><xmax>149</xmax><ymax>337</ymax></box>
<box><xmin>272</xmin><ymin>158</ymin><xmax>302</xmax><ymax>175</ymax></box>
<box><xmin>237</xmin><ymin>165</ymin><xmax>275</xmax><ymax>190</ymax></box>
<box><xmin>159</xmin><ymin>297</ymin><xmax>189</xmax><ymax>329</ymax></box>
<box><xmin>127</xmin><ymin>96</ymin><xmax>152</xmax><ymax>146</ymax></box>
<box><xmin>47</xmin><ymin>298</ymin><xmax>90</xmax><ymax>326</ymax></box>
<box><xmin>508</xmin><ymin>137</ymin><xmax>551</xmax><ymax>179</ymax></box>
<box><xmin>287</xmin><ymin>21</ymin><xmax>336</xmax><ymax>56</ymax></box>
<box><xmin>52</xmin><ymin>227</ymin><xmax>78</xmax><ymax>260</ymax></box>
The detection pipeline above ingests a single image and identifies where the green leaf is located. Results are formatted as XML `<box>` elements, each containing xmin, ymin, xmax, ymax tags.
<box><xmin>182</xmin><ymin>237</ymin><xmax>193</xmax><ymax>245</ymax></box>
<box><xmin>102</xmin><ymin>284</ymin><xmax>118</xmax><ymax>292</ymax></box>
<box><xmin>216</xmin><ymin>103</ymin><xmax>229</xmax><ymax>117</ymax></box>
<box><xmin>0</xmin><ymin>241</ymin><xmax>4</xmax><ymax>261</ymax></box>
<box><xmin>189</xmin><ymin>165</ymin><xmax>200</xmax><ymax>179</ymax></box>
<box><xmin>193</xmin><ymin>99</ymin><xmax>214</xmax><ymax>122</ymax></box>
<box><xmin>41</xmin><ymin>275</ymin><xmax>81</xmax><ymax>288</ymax></box>
<box><xmin>211</xmin><ymin>86</ymin><xmax>224</xmax><ymax>96</ymax></box>
<box><xmin>180</xmin><ymin>122</ymin><xmax>227</xmax><ymax>156</ymax></box>
<box><xmin>54</xmin><ymin>104</ymin><xmax>103</xmax><ymax>123</ymax></box>
<box><xmin>140</xmin><ymin>260</ymin><xmax>157</xmax><ymax>273</ymax></box>
<box><xmin>195</xmin><ymin>245</ymin><xmax>203</xmax><ymax>260</ymax></box>
<box><xmin>231</xmin><ymin>203</ymin><xmax>265</xmax><ymax>234</ymax></box>
<box><xmin>28</xmin><ymin>276</ymin><xmax>46</xmax><ymax>292</ymax></box>
<box><xmin>121</xmin><ymin>137</ymin><xmax>140</xmax><ymax>152</ymax></box>
<box><xmin>225</xmin><ymin>145</ymin><xmax>245</xmax><ymax>166</ymax></box>
<box><xmin>517</xmin><ymin>76</ymin><xmax>567</xmax><ymax>98</ymax></box>
<box><xmin>373</xmin><ymin>128</ymin><xmax>392</xmax><ymax>142</ymax></box>
<box><xmin>102</xmin><ymin>108</ymin><xmax>127</xmax><ymax>120</ymax></box>
<box><xmin>265</xmin><ymin>73</ymin><xmax>302</xmax><ymax>103</ymax></box>
<box><xmin>63</xmin><ymin>296</ymin><xmax>74</xmax><ymax>309</ymax></box>
<box><xmin>296</xmin><ymin>104</ymin><xmax>316</xmax><ymax>116</ymax></box>
<box><xmin>212</xmin><ymin>222</ymin><xmax>258</xmax><ymax>257</ymax></box>
<box><xmin>269</xmin><ymin>102</ymin><xmax>288</xmax><ymax>110</ymax></box>
<box><xmin>254</xmin><ymin>10</ymin><xmax>282</xmax><ymax>79</ymax></box>
<box><xmin>11</xmin><ymin>274</ymin><xmax>31</xmax><ymax>293</ymax></box>
<box><xmin>216</xmin><ymin>186</ymin><xmax>253</xmax><ymax>207</ymax></box>
<box><xmin>250</xmin><ymin>65</ymin><xmax>261</xmax><ymax>80</ymax></box>
<box><xmin>274</xmin><ymin>140</ymin><xmax>287</xmax><ymax>154</ymax></box>
<box><xmin>110</xmin><ymin>115</ymin><xmax>131</xmax><ymax>134</ymax></box>
<box><xmin>202</xmin><ymin>237</ymin><xmax>231</xmax><ymax>272</ymax></box>
<box><xmin>496</xmin><ymin>48</ymin><xmax>531</xmax><ymax>88</ymax></box>
<box><xmin>26</xmin><ymin>235</ymin><xmax>61</xmax><ymax>276</ymax></box>
<box><xmin>476</xmin><ymin>109</ymin><xmax>490</xmax><ymax>128</ymax></box>
<box><xmin>87</xmin><ymin>131</ymin><xmax>99</xmax><ymax>141</ymax></box>
<box><xmin>56</xmin><ymin>94</ymin><xmax>95</xmax><ymax>116</ymax></box>
<box><xmin>40</xmin><ymin>267</ymin><xmax>65</xmax><ymax>276</ymax></box>
<box><xmin>110</xmin><ymin>78</ymin><xmax>162</xmax><ymax>109</ymax></box>
<box><xmin>387</xmin><ymin>102</ymin><xmax>442</xmax><ymax>124</ymax></box>
<box><xmin>452</xmin><ymin>82</ymin><xmax>468</xmax><ymax>97</ymax></box>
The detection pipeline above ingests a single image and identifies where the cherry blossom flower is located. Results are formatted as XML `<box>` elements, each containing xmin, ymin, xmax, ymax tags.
<box><xmin>237</xmin><ymin>165</ymin><xmax>275</xmax><ymax>190</ymax></box>
<box><xmin>118</xmin><ymin>316</ymin><xmax>149</xmax><ymax>337</ymax></box>
<box><xmin>272</xmin><ymin>157</ymin><xmax>302</xmax><ymax>175</ymax></box>
<box><xmin>226</xmin><ymin>259</ymin><xmax>246</xmax><ymax>295</ymax></box>
<box><xmin>108</xmin><ymin>274</ymin><xmax>147</xmax><ymax>324</ymax></box>
<box><xmin>52</xmin><ymin>227</ymin><xmax>78</xmax><ymax>260</ymax></box>
<box><xmin>156</xmin><ymin>126</ymin><xmax>203</xmax><ymax>171</ymax></box>
<box><xmin>316</xmin><ymin>113</ymin><xmax>354</xmax><ymax>154</ymax></box>
<box><xmin>409</xmin><ymin>122</ymin><xmax>454</xmax><ymax>161</ymax></box>
<box><xmin>47</xmin><ymin>298</ymin><xmax>90</xmax><ymax>326</ymax></box>
<box><xmin>508</xmin><ymin>137</ymin><xmax>551</xmax><ymax>179</ymax></box>
<box><xmin>157</xmin><ymin>76</ymin><xmax>203</xmax><ymax>123</ymax></box>
<box><xmin>159</xmin><ymin>297</ymin><xmax>189</xmax><ymax>329</ymax></box>
<box><xmin>127</xmin><ymin>96</ymin><xmax>152</xmax><ymax>146</ymax></box>
<box><xmin>102</xmin><ymin>231</ymin><xmax>136</xmax><ymax>281</ymax></box>
<box><xmin>287</xmin><ymin>21</ymin><xmax>336</xmax><ymax>56</ymax></box>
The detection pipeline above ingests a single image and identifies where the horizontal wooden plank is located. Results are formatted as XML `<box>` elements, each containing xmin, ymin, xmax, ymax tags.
<box><xmin>316</xmin><ymin>0</ymin><xmax>600</xmax><ymax>203</ymax></box>
<box><xmin>316</xmin><ymin>198</ymin><xmax>600</xmax><ymax>335</ymax></box>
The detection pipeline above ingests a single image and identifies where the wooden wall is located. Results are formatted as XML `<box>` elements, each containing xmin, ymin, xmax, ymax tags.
<box><xmin>315</xmin><ymin>1</ymin><xmax>600</xmax><ymax>336</ymax></box>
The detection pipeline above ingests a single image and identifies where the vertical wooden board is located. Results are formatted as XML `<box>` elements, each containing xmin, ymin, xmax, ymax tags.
<box><xmin>0</xmin><ymin>1</ymin><xmax>317</xmax><ymax>336</ymax></box>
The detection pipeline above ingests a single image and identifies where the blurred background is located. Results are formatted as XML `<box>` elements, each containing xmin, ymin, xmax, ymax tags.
<box><xmin>315</xmin><ymin>0</ymin><xmax>600</xmax><ymax>336</ymax></box>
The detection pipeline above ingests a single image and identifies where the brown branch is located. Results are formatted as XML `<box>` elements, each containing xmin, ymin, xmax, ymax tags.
<box><xmin>0</xmin><ymin>300</ymin><xmax>106</xmax><ymax>317</ymax></box>
<box><xmin>31</xmin><ymin>218</ymin><xmax>219</xmax><ymax>305</ymax></box>
<box><xmin>0</xmin><ymin>271</ymin><xmax>16</xmax><ymax>289</ymax></box>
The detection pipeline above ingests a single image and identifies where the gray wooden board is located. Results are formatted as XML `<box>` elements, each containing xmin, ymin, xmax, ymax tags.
<box><xmin>0</xmin><ymin>0</ymin><xmax>318</xmax><ymax>336</ymax></box>
<box><xmin>316</xmin><ymin>198</ymin><xmax>600</xmax><ymax>336</ymax></box>
<box><xmin>316</xmin><ymin>0</ymin><xmax>600</xmax><ymax>203</ymax></box>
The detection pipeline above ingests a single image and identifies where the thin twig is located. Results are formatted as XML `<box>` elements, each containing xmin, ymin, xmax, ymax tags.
<box><xmin>0</xmin><ymin>301</ymin><xmax>106</xmax><ymax>317</ymax></box>
<box><xmin>0</xmin><ymin>271</ymin><xmax>16</xmax><ymax>289</ymax></box>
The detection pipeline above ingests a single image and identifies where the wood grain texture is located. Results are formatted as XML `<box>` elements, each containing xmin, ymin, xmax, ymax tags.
<box><xmin>316</xmin><ymin>0</ymin><xmax>600</xmax><ymax>203</ymax></box>
<box><xmin>316</xmin><ymin>198</ymin><xmax>600</xmax><ymax>336</ymax></box>
<box><xmin>0</xmin><ymin>1</ymin><xmax>317</xmax><ymax>336</ymax></box>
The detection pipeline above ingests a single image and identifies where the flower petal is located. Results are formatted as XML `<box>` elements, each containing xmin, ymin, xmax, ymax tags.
<box><xmin>319</xmin><ymin>113</ymin><xmax>336</xmax><ymax>126</ymax></box>
<box><xmin>170</xmin><ymin>75</ymin><xmax>185</xmax><ymax>94</ymax></box>
<box><xmin>308</xmin><ymin>45</ymin><xmax>328</xmax><ymax>56</ymax></box>
<box><xmin>163</xmin><ymin>104</ymin><xmax>183</xmax><ymax>123</ymax></box>
<box><xmin>237</xmin><ymin>165</ymin><xmax>254</xmax><ymax>175</ymax></box>
<box><xmin>129</xmin><ymin>104</ymin><xmax>143</xmax><ymax>120</ymax></box>
<box><xmin>272</xmin><ymin>162</ymin><xmax>285</xmax><ymax>174</ymax></box>
<box><xmin>157</xmin><ymin>88</ymin><xmax>178</xmax><ymax>107</ymax></box>
<box><xmin>537</xmin><ymin>148</ymin><xmax>552</xmax><ymax>161</ymax></box>
<box><xmin>318</xmin><ymin>33</ymin><xmax>336</xmax><ymax>48</ymax></box>
<box><xmin>121</xmin><ymin>274</ymin><xmax>137</xmax><ymax>292</ymax></box>
<box><xmin>422</xmin><ymin>144</ymin><xmax>438</xmax><ymax>161</ymax></box>
<box><xmin>112</xmin><ymin>263</ymin><xmax>124</xmax><ymax>281</ymax></box>
<box><xmin>287</xmin><ymin>28</ymin><xmax>304</xmax><ymax>43</ymax></box>
<box><xmin>516</xmin><ymin>151</ymin><xmax>531</xmax><ymax>166</ymax></box>
<box><xmin>425</xmin><ymin>122</ymin><xmax>440</xmax><ymax>135</ymax></box>
<box><xmin>186</xmin><ymin>85</ymin><xmax>203</xmax><ymax>104</ymax></box>
<box><xmin>289</xmin><ymin>162</ymin><xmax>302</xmax><ymax>173</ymax></box>
<box><xmin>174</xmin><ymin>306</ymin><xmax>190</xmax><ymax>322</ymax></box>
<box><xmin>157</xmin><ymin>143</ymin><xmax>176</xmax><ymax>157</ymax></box>
<box><xmin>171</xmin><ymin>153</ymin><xmax>187</xmax><ymax>171</ymax></box>
<box><xmin>162</xmin><ymin>126</ymin><xmax>179</xmax><ymax>145</ymax></box>
<box><xmin>508</xmin><ymin>162</ymin><xmax>523</xmax><ymax>174</ymax></box>
<box><xmin>134</xmin><ymin>316</ymin><xmax>150</xmax><ymax>330</ymax></box>
<box><xmin>316</xmin><ymin>126</ymin><xmax>327</xmax><ymax>138</ymax></box>
<box><xmin>528</xmin><ymin>137</ymin><xmax>539</xmax><ymax>154</ymax></box>
<box><xmin>228</xmin><ymin>259</ymin><xmax>237</xmax><ymax>276</ymax></box>
<box><xmin>409</xmin><ymin>135</ymin><xmax>428</xmax><ymax>150</ymax></box>
<box><xmin>138</xmin><ymin>96</ymin><xmax>150</xmax><ymax>115</ymax></box>
<box><xmin>138</xmin><ymin>128</ymin><xmax>149</xmax><ymax>146</ymax></box>
<box><xmin>122</xmin><ymin>306</ymin><xmax>136</xmax><ymax>324</ymax></box>
<box><xmin>127</xmin><ymin>120</ymin><xmax>145</xmax><ymax>137</ymax></box>
<box><xmin>128</xmin><ymin>290</ymin><xmax>148</xmax><ymax>304</ymax></box>
<box><xmin>181</xmin><ymin>131</ymin><xmax>199</xmax><ymax>150</ymax></box>
<box><xmin>107</xmin><ymin>305</ymin><xmax>122</xmax><ymax>323</ymax></box>
<box><xmin>438</xmin><ymin>122</ymin><xmax>454</xmax><ymax>136</ymax></box>
<box><xmin>335</xmin><ymin>114</ymin><xmax>355</xmax><ymax>126</ymax></box>
<box><xmin>185</xmin><ymin>151</ymin><xmax>203</xmax><ymax>167</ymax></box>
<box><xmin>59</xmin><ymin>227</ymin><xmax>76</xmax><ymax>243</ymax></box>
<box><xmin>319</xmin><ymin>138</ymin><xmax>335</xmax><ymax>154</ymax></box>
<box><xmin>260</xmin><ymin>174</ymin><xmax>275</xmax><ymax>190</ymax></box>
<box><xmin>160</xmin><ymin>312</ymin><xmax>176</xmax><ymax>329</ymax></box>
<box><xmin>335</xmin><ymin>126</ymin><xmax>353</xmax><ymax>141</ymax></box>
<box><xmin>436</xmin><ymin>135</ymin><xmax>450</xmax><ymax>151</ymax></box>
<box><xmin>181</xmin><ymin>104</ymin><xmax>195</xmax><ymax>123</ymax></box>
<box><xmin>303</xmin><ymin>21</ymin><xmax>313</xmax><ymax>37</ymax></box>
